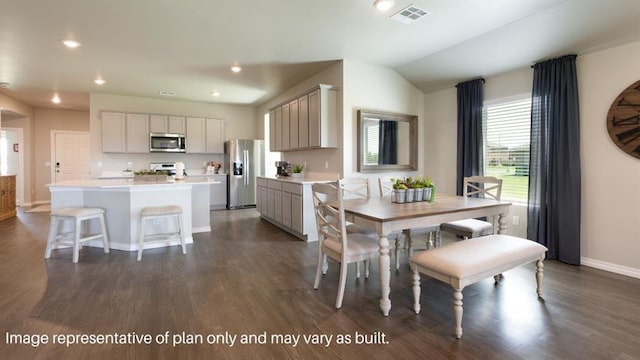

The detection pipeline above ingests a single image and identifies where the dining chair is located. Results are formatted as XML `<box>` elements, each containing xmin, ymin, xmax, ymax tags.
<box><xmin>338</xmin><ymin>177</ymin><xmax>378</xmax><ymax>278</ymax></box>
<box><xmin>439</xmin><ymin>176</ymin><xmax>503</xmax><ymax>239</ymax></box>
<box><xmin>312</xmin><ymin>182</ymin><xmax>380</xmax><ymax>309</ymax></box>
<box><xmin>378</xmin><ymin>177</ymin><xmax>440</xmax><ymax>270</ymax></box>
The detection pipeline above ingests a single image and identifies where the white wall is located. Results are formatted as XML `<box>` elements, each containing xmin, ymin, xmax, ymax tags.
<box><xmin>578</xmin><ymin>41</ymin><xmax>640</xmax><ymax>276</ymax></box>
<box><xmin>423</xmin><ymin>41</ymin><xmax>640</xmax><ymax>277</ymax></box>
<box><xmin>342</xmin><ymin>59</ymin><xmax>425</xmax><ymax>195</ymax></box>
<box><xmin>89</xmin><ymin>93</ymin><xmax>257</xmax><ymax>175</ymax></box>
<box><xmin>423</xmin><ymin>87</ymin><xmax>457</xmax><ymax>196</ymax></box>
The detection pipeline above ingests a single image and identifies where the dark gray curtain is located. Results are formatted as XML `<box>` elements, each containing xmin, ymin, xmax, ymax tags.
<box><xmin>456</xmin><ymin>79</ymin><xmax>484</xmax><ymax>195</ymax></box>
<box><xmin>378</xmin><ymin>120</ymin><xmax>398</xmax><ymax>165</ymax></box>
<box><xmin>528</xmin><ymin>55</ymin><xmax>581</xmax><ymax>265</ymax></box>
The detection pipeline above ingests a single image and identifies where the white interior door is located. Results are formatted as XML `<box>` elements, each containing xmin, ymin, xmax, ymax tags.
<box><xmin>54</xmin><ymin>132</ymin><xmax>91</xmax><ymax>182</ymax></box>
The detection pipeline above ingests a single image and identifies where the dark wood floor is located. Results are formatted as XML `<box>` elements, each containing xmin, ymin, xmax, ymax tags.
<box><xmin>1</xmin><ymin>208</ymin><xmax>639</xmax><ymax>359</ymax></box>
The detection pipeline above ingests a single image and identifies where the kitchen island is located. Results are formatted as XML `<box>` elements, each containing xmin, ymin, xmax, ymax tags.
<box><xmin>48</xmin><ymin>177</ymin><xmax>218</xmax><ymax>251</ymax></box>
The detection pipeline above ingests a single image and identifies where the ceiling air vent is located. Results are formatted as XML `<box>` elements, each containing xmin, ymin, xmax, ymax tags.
<box><xmin>390</xmin><ymin>4</ymin><xmax>428</xmax><ymax>24</ymax></box>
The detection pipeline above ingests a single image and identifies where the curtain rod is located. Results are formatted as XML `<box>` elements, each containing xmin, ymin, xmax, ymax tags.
<box><xmin>531</xmin><ymin>54</ymin><xmax>577</xmax><ymax>68</ymax></box>
<box><xmin>456</xmin><ymin>78</ymin><xmax>485</xmax><ymax>88</ymax></box>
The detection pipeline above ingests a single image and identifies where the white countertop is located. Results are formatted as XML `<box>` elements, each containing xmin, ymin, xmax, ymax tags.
<box><xmin>259</xmin><ymin>173</ymin><xmax>339</xmax><ymax>184</ymax></box>
<box><xmin>49</xmin><ymin>177</ymin><xmax>219</xmax><ymax>189</ymax></box>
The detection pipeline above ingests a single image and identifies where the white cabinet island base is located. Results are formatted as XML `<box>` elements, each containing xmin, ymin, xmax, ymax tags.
<box><xmin>48</xmin><ymin>178</ymin><xmax>216</xmax><ymax>252</ymax></box>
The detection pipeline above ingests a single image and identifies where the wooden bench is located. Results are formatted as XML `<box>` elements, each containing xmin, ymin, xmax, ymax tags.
<box><xmin>410</xmin><ymin>234</ymin><xmax>548</xmax><ymax>339</ymax></box>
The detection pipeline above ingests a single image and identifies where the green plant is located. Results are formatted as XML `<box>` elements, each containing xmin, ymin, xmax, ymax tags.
<box><xmin>422</xmin><ymin>176</ymin><xmax>433</xmax><ymax>188</ymax></box>
<box><xmin>404</xmin><ymin>177</ymin><xmax>414</xmax><ymax>188</ymax></box>
<box><xmin>292</xmin><ymin>164</ymin><xmax>304</xmax><ymax>173</ymax></box>
<box><xmin>413</xmin><ymin>176</ymin><xmax>424</xmax><ymax>188</ymax></box>
<box><xmin>392</xmin><ymin>178</ymin><xmax>407</xmax><ymax>190</ymax></box>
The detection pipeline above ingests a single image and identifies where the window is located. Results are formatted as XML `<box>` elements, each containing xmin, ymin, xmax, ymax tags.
<box><xmin>363</xmin><ymin>119</ymin><xmax>379</xmax><ymax>165</ymax></box>
<box><xmin>483</xmin><ymin>96</ymin><xmax>531</xmax><ymax>203</ymax></box>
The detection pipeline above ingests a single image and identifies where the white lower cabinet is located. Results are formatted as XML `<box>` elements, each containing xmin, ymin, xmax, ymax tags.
<box><xmin>209</xmin><ymin>175</ymin><xmax>227</xmax><ymax>210</ymax></box>
<box><xmin>282</xmin><ymin>192</ymin><xmax>292</xmax><ymax>228</ymax></box>
<box><xmin>290</xmin><ymin>194</ymin><xmax>303</xmax><ymax>233</ymax></box>
<box><xmin>257</xmin><ymin>178</ymin><xmax>268</xmax><ymax>215</ymax></box>
<box><xmin>256</xmin><ymin>177</ymin><xmax>319</xmax><ymax>242</ymax></box>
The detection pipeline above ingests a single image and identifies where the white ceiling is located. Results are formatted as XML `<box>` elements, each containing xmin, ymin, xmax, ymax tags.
<box><xmin>0</xmin><ymin>0</ymin><xmax>638</xmax><ymax>112</ymax></box>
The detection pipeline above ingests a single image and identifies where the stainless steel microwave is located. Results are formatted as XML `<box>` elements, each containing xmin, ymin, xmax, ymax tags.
<box><xmin>149</xmin><ymin>133</ymin><xmax>186</xmax><ymax>152</ymax></box>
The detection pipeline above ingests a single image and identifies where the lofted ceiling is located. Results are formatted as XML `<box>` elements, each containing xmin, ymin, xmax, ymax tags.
<box><xmin>0</xmin><ymin>0</ymin><xmax>638</xmax><ymax>112</ymax></box>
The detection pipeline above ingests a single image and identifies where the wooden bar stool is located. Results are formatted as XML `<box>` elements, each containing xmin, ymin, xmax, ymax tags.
<box><xmin>45</xmin><ymin>207</ymin><xmax>110</xmax><ymax>263</ymax></box>
<box><xmin>137</xmin><ymin>205</ymin><xmax>186</xmax><ymax>261</ymax></box>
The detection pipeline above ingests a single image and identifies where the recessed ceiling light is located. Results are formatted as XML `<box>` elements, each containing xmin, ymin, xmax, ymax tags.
<box><xmin>159</xmin><ymin>91</ymin><xmax>175</xmax><ymax>97</ymax></box>
<box><xmin>94</xmin><ymin>78</ymin><xmax>106</xmax><ymax>85</ymax></box>
<box><xmin>373</xmin><ymin>0</ymin><xmax>394</xmax><ymax>11</ymax></box>
<box><xmin>51</xmin><ymin>94</ymin><xmax>61</xmax><ymax>104</ymax></box>
<box><xmin>61</xmin><ymin>39</ymin><xmax>81</xmax><ymax>48</ymax></box>
<box><xmin>0</xmin><ymin>82</ymin><xmax>9</xmax><ymax>88</ymax></box>
<box><xmin>211</xmin><ymin>90</ymin><xmax>220</xmax><ymax>97</ymax></box>
<box><xmin>230</xmin><ymin>65</ymin><xmax>242</xmax><ymax>73</ymax></box>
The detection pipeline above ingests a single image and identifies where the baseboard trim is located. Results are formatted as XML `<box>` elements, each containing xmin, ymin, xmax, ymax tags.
<box><xmin>581</xmin><ymin>257</ymin><xmax>640</xmax><ymax>279</ymax></box>
<box><xmin>84</xmin><ymin>237</ymin><xmax>194</xmax><ymax>252</ymax></box>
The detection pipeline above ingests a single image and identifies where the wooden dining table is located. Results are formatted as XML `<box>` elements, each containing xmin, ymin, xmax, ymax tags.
<box><xmin>341</xmin><ymin>194</ymin><xmax>512</xmax><ymax>316</ymax></box>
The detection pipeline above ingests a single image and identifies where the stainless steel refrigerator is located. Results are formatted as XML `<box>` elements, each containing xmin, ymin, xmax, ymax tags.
<box><xmin>225</xmin><ymin>139</ymin><xmax>265</xmax><ymax>209</ymax></box>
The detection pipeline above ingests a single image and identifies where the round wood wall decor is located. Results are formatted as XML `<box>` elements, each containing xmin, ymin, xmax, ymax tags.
<box><xmin>607</xmin><ymin>79</ymin><xmax>640</xmax><ymax>159</ymax></box>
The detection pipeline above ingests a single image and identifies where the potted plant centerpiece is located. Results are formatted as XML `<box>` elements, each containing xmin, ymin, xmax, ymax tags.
<box><xmin>134</xmin><ymin>169</ymin><xmax>170</xmax><ymax>182</ymax></box>
<box><xmin>391</xmin><ymin>178</ymin><xmax>407</xmax><ymax>203</ymax></box>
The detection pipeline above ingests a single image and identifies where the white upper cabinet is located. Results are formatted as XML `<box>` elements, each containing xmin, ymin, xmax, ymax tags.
<box><xmin>149</xmin><ymin>115</ymin><xmax>168</xmax><ymax>133</ymax></box>
<box><xmin>307</xmin><ymin>85</ymin><xmax>337</xmax><ymax>149</ymax></box>
<box><xmin>168</xmin><ymin>116</ymin><xmax>186</xmax><ymax>134</ymax></box>
<box><xmin>101</xmin><ymin>110</ymin><xmax>221</xmax><ymax>154</ymax></box>
<box><xmin>101</xmin><ymin>112</ymin><xmax>149</xmax><ymax>153</ymax></box>
<box><xmin>125</xmin><ymin>113</ymin><xmax>150</xmax><ymax>153</ymax></box>
<box><xmin>269</xmin><ymin>110</ymin><xmax>276</xmax><ymax>151</ymax></box>
<box><xmin>150</xmin><ymin>115</ymin><xmax>186</xmax><ymax>134</ymax></box>
<box><xmin>268</xmin><ymin>84</ymin><xmax>336</xmax><ymax>152</ymax></box>
<box><xmin>281</xmin><ymin>102</ymin><xmax>290</xmax><ymax>151</ymax></box>
<box><xmin>298</xmin><ymin>94</ymin><xmax>309</xmax><ymax>148</ymax></box>
<box><xmin>101</xmin><ymin>112</ymin><xmax>126</xmax><ymax>153</ymax></box>
<box><xmin>186</xmin><ymin>117</ymin><xmax>206</xmax><ymax>153</ymax></box>
<box><xmin>289</xmin><ymin>98</ymin><xmax>299</xmax><ymax>150</ymax></box>
<box><xmin>274</xmin><ymin>107</ymin><xmax>282</xmax><ymax>152</ymax></box>
<box><xmin>186</xmin><ymin>117</ymin><xmax>224</xmax><ymax>154</ymax></box>
<box><xmin>205</xmin><ymin>118</ymin><xmax>224</xmax><ymax>154</ymax></box>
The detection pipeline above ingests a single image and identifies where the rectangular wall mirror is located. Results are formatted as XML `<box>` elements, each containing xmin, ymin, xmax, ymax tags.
<box><xmin>357</xmin><ymin>109</ymin><xmax>418</xmax><ymax>172</ymax></box>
